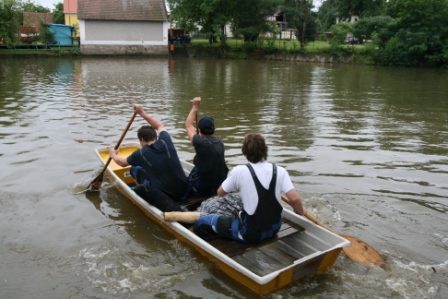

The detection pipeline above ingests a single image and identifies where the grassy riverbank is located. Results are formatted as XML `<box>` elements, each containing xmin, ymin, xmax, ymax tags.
<box><xmin>0</xmin><ymin>44</ymin><xmax>81</xmax><ymax>56</ymax></box>
<box><xmin>186</xmin><ymin>38</ymin><xmax>373</xmax><ymax>64</ymax></box>
<box><xmin>0</xmin><ymin>38</ymin><xmax>371</xmax><ymax>64</ymax></box>
<box><xmin>192</xmin><ymin>38</ymin><xmax>333</xmax><ymax>52</ymax></box>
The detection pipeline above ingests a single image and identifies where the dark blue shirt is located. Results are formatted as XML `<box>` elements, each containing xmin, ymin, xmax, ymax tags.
<box><xmin>127</xmin><ymin>131</ymin><xmax>188</xmax><ymax>200</ymax></box>
<box><xmin>192</xmin><ymin>135</ymin><xmax>228</xmax><ymax>196</ymax></box>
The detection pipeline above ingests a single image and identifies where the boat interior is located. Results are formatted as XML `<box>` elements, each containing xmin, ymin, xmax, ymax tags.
<box><xmin>99</xmin><ymin>145</ymin><xmax>345</xmax><ymax>278</ymax></box>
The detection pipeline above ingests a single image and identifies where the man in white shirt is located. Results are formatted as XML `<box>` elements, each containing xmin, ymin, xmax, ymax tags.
<box><xmin>192</xmin><ymin>132</ymin><xmax>307</xmax><ymax>244</ymax></box>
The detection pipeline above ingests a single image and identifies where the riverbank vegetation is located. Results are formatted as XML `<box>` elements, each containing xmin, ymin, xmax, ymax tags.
<box><xmin>0</xmin><ymin>0</ymin><xmax>64</xmax><ymax>45</ymax></box>
<box><xmin>172</xmin><ymin>37</ymin><xmax>372</xmax><ymax>64</ymax></box>
<box><xmin>168</xmin><ymin>0</ymin><xmax>448</xmax><ymax>68</ymax></box>
<box><xmin>2</xmin><ymin>0</ymin><xmax>448</xmax><ymax>67</ymax></box>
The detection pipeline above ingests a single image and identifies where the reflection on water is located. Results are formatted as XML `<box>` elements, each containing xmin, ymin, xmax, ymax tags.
<box><xmin>0</xmin><ymin>57</ymin><xmax>447</xmax><ymax>298</ymax></box>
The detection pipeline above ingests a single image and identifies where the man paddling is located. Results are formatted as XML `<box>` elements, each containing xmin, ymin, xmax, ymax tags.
<box><xmin>109</xmin><ymin>104</ymin><xmax>187</xmax><ymax>212</ymax></box>
<box><xmin>184</xmin><ymin>97</ymin><xmax>228</xmax><ymax>198</ymax></box>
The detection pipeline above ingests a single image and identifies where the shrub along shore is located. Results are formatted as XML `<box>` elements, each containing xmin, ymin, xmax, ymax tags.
<box><xmin>184</xmin><ymin>39</ymin><xmax>371</xmax><ymax>64</ymax></box>
<box><xmin>0</xmin><ymin>38</ymin><xmax>392</xmax><ymax>66</ymax></box>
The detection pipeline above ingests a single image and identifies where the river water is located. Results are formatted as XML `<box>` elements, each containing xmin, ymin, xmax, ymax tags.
<box><xmin>0</xmin><ymin>57</ymin><xmax>447</xmax><ymax>298</ymax></box>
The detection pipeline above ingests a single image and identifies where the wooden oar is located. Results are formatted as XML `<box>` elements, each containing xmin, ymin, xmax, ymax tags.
<box><xmin>193</xmin><ymin>111</ymin><xmax>199</xmax><ymax>165</ymax></box>
<box><xmin>195</xmin><ymin>111</ymin><xmax>199</xmax><ymax>134</ymax></box>
<box><xmin>281</xmin><ymin>195</ymin><xmax>384</xmax><ymax>266</ymax></box>
<box><xmin>86</xmin><ymin>111</ymin><xmax>137</xmax><ymax>192</ymax></box>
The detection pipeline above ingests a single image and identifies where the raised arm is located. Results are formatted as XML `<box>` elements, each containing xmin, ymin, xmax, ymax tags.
<box><xmin>134</xmin><ymin>104</ymin><xmax>166</xmax><ymax>132</ymax></box>
<box><xmin>185</xmin><ymin>97</ymin><xmax>201</xmax><ymax>141</ymax></box>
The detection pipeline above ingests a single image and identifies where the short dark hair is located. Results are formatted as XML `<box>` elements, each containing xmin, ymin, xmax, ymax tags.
<box><xmin>198</xmin><ymin>116</ymin><xmax>215</xmax><ymax>135</ymax></box>
<box><xmin>241</xmin><ymin>133</ymin><xmax>268</xmax><ymax>163</ymax></box>
<box><xmin>137</xmin><ymin>125</ymin><xmax>157</xmax><ymax>142</ymax></box>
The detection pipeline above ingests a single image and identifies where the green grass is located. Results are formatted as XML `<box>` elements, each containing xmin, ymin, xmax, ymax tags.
<box><xmin>0</xmin><ymin>43</ymin><xmax>81</xmax><ymax>55</ymax></box>
<box><xmin>190</xmin><ymin>38</ymin><xmax>338</xmax><ymax>53</ymax></box>
<box><xmin>1</xmin><ymin>38</ymin><xmax>365</xmax><ymax>58</ymax></box>
<box><xmin>0</xmin><ymin>49</ymin><xmax>55</xmax><ymax>54</ymax></box>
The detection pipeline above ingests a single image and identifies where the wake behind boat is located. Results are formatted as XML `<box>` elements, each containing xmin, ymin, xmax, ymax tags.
<box><xmin>94</xmin><ymin>143</ymin><xmax>350</xmax><ymax>294</ymax></box>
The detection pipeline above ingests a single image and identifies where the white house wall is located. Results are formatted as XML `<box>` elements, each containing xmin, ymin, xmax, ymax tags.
<box><xmin>80</xmin><ymin>20</ymin><xmax>169</xmax><ymax>55</ymax></box>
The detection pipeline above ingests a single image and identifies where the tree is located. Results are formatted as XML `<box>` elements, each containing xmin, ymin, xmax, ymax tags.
<box><xmin>281</xmin><ymin>0</ymin><xmax>315</xmax><ymax>48</ymax></box>
<box><xmin>38</xmin><ymin>19</ymin><xmax>55</xmax><ymax>44</ymax></box>
<box><xmin>316</xmin><ymin>0</ymin><xmax>337</xmax><ymax>32</ymax></box>
<box><xmin>168</xmin><ymin>0</ymin><xmax>282</xmax><ymax>43</ymax></box>
<box><xmin>52</xmin><ymin>2</ymin><xmax>64</xmax><ymax>24</ymax></box>
<box><xmin>231</xmin><ymin>0</ymin><xmax>282</xmax><ymax>42</ymax></box>
<box><xmin>328</xmin><ymin>21</ymin><xmax>352</xmax><ymax>45</ymax></box>
<box><xmin>167</xmin><ymin>0</ymin><xmax>237</xmax><ymax>43</ymax></box>
<box><xmin>379</xmin><ymin>0</ymin><xmax>448</xmax><ymax>67</ymax></box>
<box><xmin>352</xmin><ymin>15</ymin><xmax>396</xmax><ymax>47</ymax></box>
<box><xmin>22</xmin><ymin>0</ymin><xmax>50</xmax><ymax>13</ymax></box>
<box><xmin>0</xmin><ymin>0</ymin><xmax>21</xmax><ymax>46</ymax></box>
<box><xmin>335</xmin><ymin>0</ymin><xmax>386</xmax><ymax>19</ymax></box>
<box><xmin>384</xmin><ymin>0</ymin><xmax>406</xmax><ymax>18</ymax></box>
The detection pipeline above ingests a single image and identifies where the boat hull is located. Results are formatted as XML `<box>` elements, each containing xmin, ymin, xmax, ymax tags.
<box><xmin>95</xmin><ymin>143</ymin><xmax>350</xmax><ymax>294</ymax></box>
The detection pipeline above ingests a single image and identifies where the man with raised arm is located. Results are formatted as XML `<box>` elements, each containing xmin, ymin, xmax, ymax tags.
<box><xmin>184</xmin><ymin>97</ymin><xmax>228</xmax><ymax>198</ymax></box>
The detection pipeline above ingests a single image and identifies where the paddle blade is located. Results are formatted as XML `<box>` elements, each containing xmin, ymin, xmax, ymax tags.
<box><xmin>340</xmin><ymin>234</ymin><xmax>384</xmax><ymax>266</ymax></box>
<box><xmin>302</xmin><ymin>210</ymin><xmax>384</xmax><ymax>267</ymax></box>
<box><xmin>86</xmin><ymin>172</ymin><xmax>104</xmax><ymax>192</ymax></box>
<box><xmin>86</xmin><ymin>111</ymin><xmax>136</xmax><ymax>193</ymax></box>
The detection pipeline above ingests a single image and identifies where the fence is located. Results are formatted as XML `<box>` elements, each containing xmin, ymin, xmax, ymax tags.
<box><xmin>0</xmin><ymin>43</ymin><xmax>80</xmax><ymax>53</ymax></box>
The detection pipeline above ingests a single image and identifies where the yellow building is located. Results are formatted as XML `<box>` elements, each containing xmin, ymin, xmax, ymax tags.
<box><xmin>64</xmin><ymin>0</ymin><xmax>79</xmax><ymax>37</ymax></box>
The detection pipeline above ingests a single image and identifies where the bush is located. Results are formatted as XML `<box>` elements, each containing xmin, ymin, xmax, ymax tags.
<box><xmin>240</xmin><ymin>42</ymin><xmax>257</xmax><ymax>53</ymax></box>
<box><xmin>322</xmin><ymin>44</ymin><xmax>353</xmax><ymax>58</ymax></box>
<box><xmin>376</xmin><ymin>36</ymin><xmax>410</xmax><ymax>66</ymax></box>
<box><xmin>329</xmin><ymin>23</ymin><xmax>353</xmax><ymax>46</ymax></box>
<box><xmin>263</xmin><ymin>39</ymin><xmax>279</xmax><ymax>54</ymax></box>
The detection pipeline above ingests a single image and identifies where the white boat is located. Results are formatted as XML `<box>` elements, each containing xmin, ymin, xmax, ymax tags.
<box><xmin>95</xmin><ymin>143</ymin><xmax>351</xmax><ymax>294</ymax></box>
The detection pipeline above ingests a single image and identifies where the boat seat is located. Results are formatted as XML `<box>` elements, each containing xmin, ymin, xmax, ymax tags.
<box><xmin>207</xmin><ymin>219</ymin><xmax>305</xmax><ymax>257</ymax></box>
<box><xmin>178</xmin><ymin>196</ymin><xmax>306</xmax><ymax>257</ymax></box>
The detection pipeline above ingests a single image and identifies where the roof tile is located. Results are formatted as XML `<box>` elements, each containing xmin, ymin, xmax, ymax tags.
<box><xmin>78</xmin><ymin>0</ymin><xmax>168</xmax><ymax>22</ymax></box>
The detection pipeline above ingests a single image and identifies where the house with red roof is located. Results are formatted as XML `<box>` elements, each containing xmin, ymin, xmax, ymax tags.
<box><xmin>77</xmin><ymin>0</ymin><xmax>169</xmax><ymax>55</ymax></box>
<box><xmin>23</xmin><ymin>12</ymin><xmax>53</xmax><ymax>28</ymax></box>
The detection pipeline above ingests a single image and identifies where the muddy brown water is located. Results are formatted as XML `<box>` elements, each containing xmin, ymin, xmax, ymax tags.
<box><xmin>0</xmin><ymin>57</ymin><xmax>447</xmax><ymax>298</ymax></box>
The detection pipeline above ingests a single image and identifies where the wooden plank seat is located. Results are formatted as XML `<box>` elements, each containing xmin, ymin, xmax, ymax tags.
<box><xmin>207</xmin><ymin>219</ymin><xmax>305</xmax><ymax>257</ymax></box>
<box><xmin>129</xmin><ymin>183</ymin><xmax>306</xmax><ymax>259</ymax></box>
<box><xmin>178</xmin><ymin>196</ymin><xmax>306</xmax><ymax>257</ymax></box>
